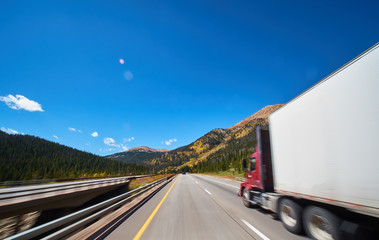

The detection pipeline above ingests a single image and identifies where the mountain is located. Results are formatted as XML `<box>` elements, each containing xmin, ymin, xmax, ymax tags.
<box><xmin>106</xmin><ymin>146</ymin><xmax>169</xmax><ymax>164</ymax></box>
<box><xmin>228</xmin><ymin>104</ymin><xmax>284</xmax><ymax>131</ymax></box>
<box><xmin>107</xmin><ymin>104</ymin><xmax>284</xmax><ymax>173</ymax></box>
<box><xmin>0</xmin><ymin>132</ymin><xmax>148</xmax><ymax>181</ymax></box>
<box><xmin>150</xmin><ymin>104</ymin><xmax>284</xmax><ymax>172</ymax></box>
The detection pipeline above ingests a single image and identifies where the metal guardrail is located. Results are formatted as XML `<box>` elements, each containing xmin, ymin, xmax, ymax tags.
<box><xmin>5</xmin><ymin>177</ymin><xmax>169</xmax><ymax>240</ymax></box>
<box><xmin>0</xmin><ymin>175</ymin><xmax>150</xmax><ymax>188</ymax></box>
<box><xmin>0</xmin><ymin>177</ymin><xmax>135</xmax><ymax>201</ymax></box>
<box><xmin>0</xmin><ymin>179</ymin><xmax>55</xmax><ymax>187</ymax></box>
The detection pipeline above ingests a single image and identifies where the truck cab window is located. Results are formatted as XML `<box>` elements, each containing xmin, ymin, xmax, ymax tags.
<box><xmin>250</xmin><ymin>158</ymin><xmax>256</xmax><ymax>171</ymax></box>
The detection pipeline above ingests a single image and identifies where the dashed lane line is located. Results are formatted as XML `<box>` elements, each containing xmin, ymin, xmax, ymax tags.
<box><xmin>241</xmin><ymin>219</ymin><xmax>270</xmax><ymax>240</ymax></box>
<box><xmin>196</xmin><ymin>175</ymin><xmax>240</xmax><ymax>189</ymax></box>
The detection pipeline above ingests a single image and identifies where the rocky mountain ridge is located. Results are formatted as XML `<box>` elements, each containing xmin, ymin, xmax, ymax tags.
<box><xmin>127</xmin><ymin>146</ymin><xmax>169</xmax><ymax>153</ymax></box>
<box><xmin>106</xmin><ymin>146</ymin><xmax>169</xmax><ymax>164</ymax></box>
<box><xmin>107</xmin><ymin>104</ymin><xmax>284</xmax><ymax>172</ymax></box>
<box><xmin>228</xmin><ymin>104</ymin><xmax>284</xmax><ymax>131</ymax></box>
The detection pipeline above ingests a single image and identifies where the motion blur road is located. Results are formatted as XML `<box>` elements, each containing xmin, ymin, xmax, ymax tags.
<box><xmin>106</xmin><ymin>174</ymin><xmax>309</xmax><ymax>240</ymax></box>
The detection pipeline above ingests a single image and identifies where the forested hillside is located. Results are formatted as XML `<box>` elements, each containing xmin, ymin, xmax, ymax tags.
<box><xmin>107</xmin><ymin>104</ymin><xmax>283</xmax><ymax>174</ymax></box>
<box><xmin>149</xmin><ymin>128</ymin><xmax>232</xmax><ymax>170</ymax></box>
<box><xmin>194</xmin><ymin>119</ymin><xmax>265</xmax><ymax>173</ymax></box>
<box><xmin>0</xmin><ymin>131</ymin><xmax>149</xmax><ymax>181</ymax></box>
<box><xmin>105</xmin><ymin>104</ymin><xmax>283</xmax><ymax>174</ymax></box>
<box><xmin>107</xmin><ymin>146</ymin><xmax>169</xmax><ymax>164</ymax></box>
<box><xmin>150</xmin><ymin>118</ymin><xmax>267</xmax><ymax>173</ymax></box>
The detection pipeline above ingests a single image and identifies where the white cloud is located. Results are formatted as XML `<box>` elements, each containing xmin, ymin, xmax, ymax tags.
<box><xmin>91</xmin><ymin>131</ymin><xmax>99</xmax><ymax>137</ymax></box>
<box><xmin>0</xmin><ymin>94</ymin><xmax>43</xmax><ymax>112</ymax></box>
<box><xmin>1</xmin><ymin>127</ymin><xmax>19</xmax><ymax>135</ymax></box>
<box><xmin>123</xmin><ymin>70</ymin><xmax>133</xmax><ymax>81</ymax></box>
<box><xmin>163</xmin><ymin>138</ymin><xmax>177</xmax><ymax>146</ymax></box>
<box><xmin>104</xmin><ymin>137</ymin><xmax>116</xmax><ymax>145</ymax></box>
<box><xmin>123</xmin><ymin>137</ymin><xmax>134</xmax><ymax>143</ymax></box>
<box><xmin>104</xmin><ymin>137</ymin><xmax>129</xmax><ymax>152</ymax></box>
<box><xmin>53</xmin><ymin>135</ymin><xmax>59</xmax><ymax>140</ymax></box>
<box><xmin>68</xmin><ymin>127</ymin><xmax>82</xmax><ymax>133</ymax></box>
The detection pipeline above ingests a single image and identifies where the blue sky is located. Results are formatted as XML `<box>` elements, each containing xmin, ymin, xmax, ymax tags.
<box><xmin>1</xmin><ymin>0</ymin><xmax>378</xmax><ymax>156</ymax></box>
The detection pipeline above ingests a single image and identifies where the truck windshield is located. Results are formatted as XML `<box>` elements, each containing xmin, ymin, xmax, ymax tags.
<box><xmin>250</xmin><ymin>158</ymin><xmax>256</xmax><ymax>171</ymax></box>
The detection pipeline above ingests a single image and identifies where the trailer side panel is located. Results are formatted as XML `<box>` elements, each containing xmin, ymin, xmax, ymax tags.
<box><xmin>269</xmin><ymin>44</ymin><xmax>379</xmax><ymax>210</ymax></box>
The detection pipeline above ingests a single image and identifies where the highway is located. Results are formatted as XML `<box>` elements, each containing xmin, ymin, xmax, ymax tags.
<box><xmin>105</xmin><ymin>174</ymin><xmax>309</xmax><ymax>240</ymax></box>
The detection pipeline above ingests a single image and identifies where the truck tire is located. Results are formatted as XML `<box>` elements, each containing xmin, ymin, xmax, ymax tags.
<box><xmin>242</xmin><ymin>188</ymin><xmax>252</xmax><ymax>208</ymax></box>
<box><xmin>303</xmin><ymin>206</ymin><xmax>342</xmax><ymax>240</ymax></box>
<box><xmin>279</xmin><ymin>198</ymin><xmax>303</xmax><ymax>234</ymax></box>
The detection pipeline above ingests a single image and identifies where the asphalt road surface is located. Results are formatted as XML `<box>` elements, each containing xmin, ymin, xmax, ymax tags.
<box><xmin>106</xmin><ymin>174</ymin><xmax>309</xmax><ymax>240</ymax></box>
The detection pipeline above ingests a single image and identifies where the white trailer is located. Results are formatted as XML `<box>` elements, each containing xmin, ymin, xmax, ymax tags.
<box><xmin>241</xmin><ymin>43</ymin><xmax>379</xmax><ymax>240</ymax></box>
<box><xmin>269</xmin><ymin>41</ymin><xmax>379</xmax><ymax>214</ymax></box>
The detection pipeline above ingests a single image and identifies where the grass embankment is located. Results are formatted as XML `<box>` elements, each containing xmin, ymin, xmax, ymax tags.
<box><xmin>198</xmin><ymin>171</ymin><xmax>245</xmax><ymax>181</ymax></box>
<box><xmin>128</xmin><ymin>174</ymin><xmax>174</xmax><ymax>190</ymax></box>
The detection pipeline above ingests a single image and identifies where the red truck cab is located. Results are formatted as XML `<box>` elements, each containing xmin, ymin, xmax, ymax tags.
<box><xmin>241</xmin><ymin>152</ymin><xmax>261</xmax><ymax>191</ymax></box>
<box><xmin>239</xmin><ymin>126</ymin><xmax>274</xmax><ymax>207</ymax></box>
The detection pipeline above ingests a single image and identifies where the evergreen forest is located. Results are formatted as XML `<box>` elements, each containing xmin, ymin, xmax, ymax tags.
<box><xmin>0</xmin><ymin>131</ymin><xmax>149</xmax><ymax>181</ymax></box>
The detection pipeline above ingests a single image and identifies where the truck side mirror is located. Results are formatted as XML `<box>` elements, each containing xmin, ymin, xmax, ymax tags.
<box><xmin>242</xmin><ymin>158</ymin><xmax>247</xmax><ymax>171</ymax></box>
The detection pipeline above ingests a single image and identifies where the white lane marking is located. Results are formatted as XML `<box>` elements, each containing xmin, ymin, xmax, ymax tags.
<box><xmin>199</xmin><ymin>176</ymin><xmax>240</xmax><ymax>189</ymax></box>
<box><xmin>195</xmin><ymin>181</ymin><xmax>199</xmax><ymax>184</ymax></box>
<box><xmin>241</xmin><ymin>219</ymin><xmax>270</xmax><ymax>240</ymax></box>
<box><xmin>204</xmin><ymin>189</ymin><xmax>212</xmax><ymax>195</ymax></box>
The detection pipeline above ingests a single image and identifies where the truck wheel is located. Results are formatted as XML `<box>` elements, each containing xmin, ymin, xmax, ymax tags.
<box><xmin>303</xmin><ymin>206</ymin><xmax>342</xmax><ymax>240</ymax></box>
<box><xmin>279</xmin><ymin>198</ymin><xmax>303</xmax><ymax>234</ymax></box>
<box><xmin>242</xmin><ymin>188</ymin><xmax>252</xmax><ymax>208</ymax></box>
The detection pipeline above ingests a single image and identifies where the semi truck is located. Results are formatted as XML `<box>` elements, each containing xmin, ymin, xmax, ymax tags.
<box><xmin>239</xmin><ymin>43</ymin><xmax>379</xmax><ymax>240</ymax></box>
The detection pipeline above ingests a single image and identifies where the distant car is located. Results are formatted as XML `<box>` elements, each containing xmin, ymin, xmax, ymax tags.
<box><xmin>182</xmin><ymin>172</ymin><xmax>186</xmax><ymax>175</ymax></box>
